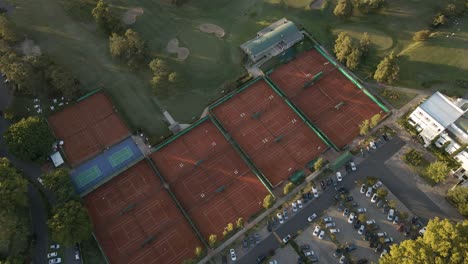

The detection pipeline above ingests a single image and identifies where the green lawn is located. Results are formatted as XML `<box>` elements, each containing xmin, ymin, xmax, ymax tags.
<box><xmin>6</xmin><ymin>0</ymin><xmax>467</xmax><ymax>138</ymax></box>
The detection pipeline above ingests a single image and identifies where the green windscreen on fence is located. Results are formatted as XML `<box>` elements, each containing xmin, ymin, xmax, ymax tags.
<box><xmin>330</xmin><ymin>151</ymin><xmax>353</xmax><ymax>172</ymax></box>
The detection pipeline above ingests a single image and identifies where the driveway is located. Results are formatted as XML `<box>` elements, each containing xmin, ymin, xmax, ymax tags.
<box><xmin>238</xmin><ymin>136</ymin><xmax>452</xmax><ymax>263</ymax></box>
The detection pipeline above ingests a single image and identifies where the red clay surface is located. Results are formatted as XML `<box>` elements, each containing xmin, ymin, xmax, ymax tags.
<box><xmin>211</xmin><ymin>79</ymin><xmax>327</xmax><ymax>187</ymax></box>
<box><xmin>269</xmin><ymin>49</ymin><xmax>383</xmax><ymax>149</ymax></box>
<box><xmin>151</xmin><ymin>120</ymin><xmax>268</xmax><ymax>239</ymax></box>
<box><xmin>84</xmin><ymin>160</ymin><xmax>202</xmax><ymax>264</ymax></box>
<box><xmin>48</xmin><ymin>93</ymin><xmax>129</xmax><ymax>167</ymax></box>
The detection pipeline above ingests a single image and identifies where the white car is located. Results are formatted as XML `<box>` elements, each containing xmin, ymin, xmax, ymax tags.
<box><xmin>373</xmin><ymin>181</ymin><xmax>383</xmax><ymax>189</ymax></box>
<box><xmin>358</xmin><ymin>225</ymin><xmax>365</xmax><ymax>235</ymax></box>
<box><xmin>292</xmin><ymin>202</ymin><xmax>297</xmax><ymax>212</ymax></box>
<box><xmin>360</xmin><ymin>184</ymin><xmax>366</xmax><ymax>194</ymax></box>
<box><xmin>307</xmin><ymin>213</ymin><xmax>317</xmax><ymax>223</ymax></box>
<box><xmin>339</xmin><ymin>255</ymin><xmax>346</xmax><ymax>264</ymax></box>
<box><xmin>230</xmin><ymin>248</ymin><xmax>237</xmax><ymax>261</ymax></box>
<box><xmin>380</xmin><ymin>249</ymin><xmax>388</xmax><ymax>258</ymax></box>
<box><xmin>419</xmin><ymin>227</ymin><xmax>427</xmax><ymax>236</ymax></box>
<box><xmin>318</xmin><ymin>230</ymin><xmax>325</xmax><ymax>240</ymax></box>
<box><xmin>330</xmin><ymin>228</ymin><xmax>340</xmax><ymax>233</ymax></box>
<box><xmin>49</xmin><ymin>258</ymin><xmax>61</xmax><ymax>264</ymax></box>
<box><xmin>336</xmin><ymin>171</ymin><xmax>343</xmax><ymax>182</ymax></box>
<box><xmin>387</xmin><ymin>209</ymin><xmax>395</xmax><ymax>221</ymax></box>
<box><xmin>313</xmin><ymin>226</ymin><xmax>321</xmax><ymax>236</ymax></box>
<box><xmin>325</xmin><ymin>222</ymin><xmax>336</xmax><ymax>228</ymax></box>
<box><xmin>282</xmin><ymin>234</ymin><xmax>292</xmax><ymax>244</ymax></box>
<box><xmin>384</xmin><ymin>237</ymin><xmax>394</xmax><ymax>244</ymax></box>
<box><xmin>366</xmin><ymin>219</ymin><xmax>376</xmax><ymax>225</ymax></box>
<box><xmin>350</xmin><ymin>161</ymin><xmax>357</xmax><ymax>171</ymax></box>
<box><xmin>370</xmin><ymin>141</ymin><xmax>377</xmax><ymax>149</ymax></box>
<box><xmin>297</xmin><ymin>199</ymin><xmax>303</xmax><ymax>209</ymax></box>
<box><xmin>357</xmin><ymin>208</ymin><xmax>367</xmax><ymax>213</ymax></box>
<box><xmin>323</xmin><ymin>216</ymin><xmax>333</xmax><ymax>222</ymax></box>
<box><xmin>348</xmin><ymin>213</ymin><xmax>355</xmax><ymax>224</ymax></box>
<box><xmin>366</xmin><ymin>187</ymin><xmax>373</xmax><ymax>197</ymax></box>
<box><xmin>312</xmin><ymin>187</ymin><xmax>319</xmax><ymax>198</ymax></box>
<box><xmin>276</xmin><ymin>213</ymin><xmax>284</xmax><ymax>224</ymax></box>
<box><xmin>377</xmin><ymin>232</ymin><xmax>388</xmax><ymax>237</ymax></box>
<box><xmin>50</xmin><ymin>244</ymin><xmax>60</xmax><ymax>249</ymax></box>
<box><xmin>47</xmin><ymin>252</ymin><xmax>57</xmax><ymax>258</ymax></box>
<box><xmin>371</xmin><ymin>193</ymin><xmax>379</xmax><ymax>203</ymax></box>
<box><xmin>269</xmin><ymin>261</ymin><xmax>278</xmax><ymax>264</ymax></box>
<box><xmin>38</xmin><ymin>177</ymin><xmax>44</xmax><ymax>185</ymax></box>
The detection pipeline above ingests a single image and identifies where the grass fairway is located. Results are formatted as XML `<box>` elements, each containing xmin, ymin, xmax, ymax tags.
<box><xmin>6</xmin><ymin>0</ymin><xmax>467</xmax><ymax>137</ymax></box>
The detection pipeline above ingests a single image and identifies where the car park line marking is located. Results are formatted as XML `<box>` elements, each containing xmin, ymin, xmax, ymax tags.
<box><xmin>272</xmin><ymin>232</ymin><xmax>282</xmax><ymax>244</ymax></box>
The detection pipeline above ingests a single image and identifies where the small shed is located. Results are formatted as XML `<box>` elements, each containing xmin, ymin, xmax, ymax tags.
<box><xmin>50</xmin><ymin>151</ymin><xmax>64</xmax><ymax>167</ymax></box>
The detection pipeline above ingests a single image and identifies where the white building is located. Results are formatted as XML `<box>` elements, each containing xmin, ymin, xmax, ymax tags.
<box><xmin>408</xmin><ymin>91</ymin><xmax>468</xmax><ymax>183</ymax></box>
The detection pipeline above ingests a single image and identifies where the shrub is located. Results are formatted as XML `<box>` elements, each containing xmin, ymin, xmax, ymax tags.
<box><xmin>283</xmin><ymin>182</ymin><xmax>295</xmax><ymax>195</ymax></box>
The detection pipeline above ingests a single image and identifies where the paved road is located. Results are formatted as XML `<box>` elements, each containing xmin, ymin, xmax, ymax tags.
<box><xmin>238</xmin><ymin>137</ymin><xmax>450</xmax><ymax>264</ymax></box>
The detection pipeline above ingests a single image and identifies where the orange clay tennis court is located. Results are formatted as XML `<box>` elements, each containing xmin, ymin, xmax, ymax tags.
<box><xmin>211</xmin><ymin>79</ymin><xmax>327</xmax><ymax>187</ymax></box>
<box><xmin>150</xmin><ymin>119</ymin><xmax>269</xmax><ymax>239</ymax></box>
<box><xmin>84</xmin><ymin>160</ymin><xmax>202</xmax><ymax>264</ymax></box>
<box><xmin>48</xmin><ymin>93</ymin><xmax>129</xmax><ymax>167</ymax></box>
<box><xmin>269</xmin><ymin>49</ymin><xmax>383</xmax><ymax>149</ymax></box>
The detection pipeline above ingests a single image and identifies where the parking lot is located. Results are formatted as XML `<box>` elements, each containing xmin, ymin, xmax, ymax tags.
<box><xmin>270</xmin><ymin>244</ymin><xmax>297</xmax><ymax>263</ymax></box>
<box><xmin>295</xmin><ymin>225</ymin><xmax>337</xmax><ymax>264</ymax></box>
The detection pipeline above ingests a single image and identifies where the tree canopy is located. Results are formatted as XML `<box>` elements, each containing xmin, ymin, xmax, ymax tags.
<box><xmin>262</xmin><ymin>194</ymin><xmax>274</xmax><ymax>209</ymax></box>
<box><xmin>109</xmin><ymin>29</ymin><xmax>146</xmax><ymax>68</ymax></box>
<box><xmin>447</xmin><ymin>187</ymin><xmax>468</xmax><ymax>217</ymax></box>
<box><xmin>48</xmin><ymin>200</ymin><xmax>93</xmax><ymax>246</ymax></box>
<box><xmin>148</xmin><ymin>58</ymin><xmax>179</xmax><ymax>96</ymax></box>
<box><xmin>42</xmin><ymin>169</ymin><xmax>76</xmax><ymax>204</ymax></box>
<box><xmin>92</xmin><ymin>0</ymin><xmax>123</xmax><ymax>35</ymax></box>
<box><xmin>373</xmin><ymin>52</ymin><xmax>400</xmax><ymax>84</ymax></box>
<box><xmin>380</xmin><ymin>218</ymin><xmax>468</xmax><ymax>264</ymax></box>
<box><xmin>413</xmin><ymin>30</ymin><xmax>431</xmax><ymax>42</ymax></box>
<box><xmin>4</xmin><ymin>116</ymin><xmax>55</xmax><ymax>162</ymax></box>
<box><xmin>0</xmin><ymin>14</ymin><xmax>18</xmax><ymax>43</ymax></box>
<box><xmin>333</xmin><ymin>0</ymin><xmax>353</xmax><ymax>18</ymax></box>
<box><xmin>425</xmin><ymin>161</ymin><xmax>449</xmax><ymax>183</ymax></box>
<box><xmin>0</xmin><ymin>158</ymin><xmax>28</xmax><ymax>211</ymax></box>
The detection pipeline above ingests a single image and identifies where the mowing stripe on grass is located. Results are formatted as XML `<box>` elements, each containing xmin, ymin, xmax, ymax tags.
<box><xmin>76</xmin><ymin>166</ymin><xmax>102</xmax><ymax>188</ymax></box>
<box><xmin>109</xmin><ymin>147</ymin><xmax>133</xmax><ymax>167</ymax></box>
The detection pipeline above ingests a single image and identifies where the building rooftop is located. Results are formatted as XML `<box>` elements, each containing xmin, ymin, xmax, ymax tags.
<box><xmin>419</xmin><ymin>92</ymin><xmax>465</xmax><ymax>128</ymax></box>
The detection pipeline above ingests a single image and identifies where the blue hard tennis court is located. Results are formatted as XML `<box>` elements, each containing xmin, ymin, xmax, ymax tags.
<box><xmin>71</xmin><ymin>137</ymin><xmax>143</xmax><ymax>195</ymax></box>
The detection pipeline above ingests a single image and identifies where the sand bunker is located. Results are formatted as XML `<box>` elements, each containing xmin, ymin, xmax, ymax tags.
<box><xmin>166</xmin><ymin>38</ymin><xmax>190</xmax><ymax>61</ymax></box>
<box><xmin>199</xmin><ymin>23</ymin><xmax>225</xmax><ymax>38</ymax></box>
<box><xmin>20</xmin><ymin>39</ymin><xmax>41</xmax><ymax>57</ymax></box>
<box><xmin>122</xmin><ymin>7</ymin><xmax>144</xmax><ymax>25</ymax></box>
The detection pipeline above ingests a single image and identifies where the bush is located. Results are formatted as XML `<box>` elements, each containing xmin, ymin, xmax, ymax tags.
<box><xmin>263</xmin><ymin>194</ymin><xmax>275</xmax><ymax>209</ymax></box>
<box><xmin>283</xmin><ymin>182</ymin><xmax>295</xmax><ymax>195</ymax></box>
<box><xmin>413</xmin><ymin>30</ymin><xmax>431</xmax><ymax>41</ymax></box>
<box><xmin>403</xmin><ymin>149</ymin><xmax>426</xmax><ymax>167</ymax></box>
<box><xmin>425</xmin><ymin>161</ymin><xmax>450</xmax><ymax>183</ymax></box>
<box><xmin>447</xmin><ymin>187</ymin><xmax>468</xmax><ymax>217</ymax></box>
<box><xmin>382</xmin><ymin>89</ymin><xmax>400</xmax><ymax>101</ymax></box>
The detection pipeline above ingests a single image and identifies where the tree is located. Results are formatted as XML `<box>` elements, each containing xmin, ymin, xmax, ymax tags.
<box><xmin>42</xmin><ymin>169</ymin><xmax>76</xmax><ymax>204</ymax></box>
<box><xmin>333</xmin><ymin>0</ymin><xmax>353</xmax><ymax>18</ymax></box>
<box><xmin>376</xmin><ymin>188</ymin><xmax>388</xmax><ymax>198</ymax></box>
<box><xmin>208</xmin><ymin>234</ymin><xmax>217</xmax><ymax>247</ymax></box>
<box><xmin>314</xmin><ymin>157</ymin><xmax>324</xmax><ymax>171</ymax></box>
<box><xmin>148</xmin><ymin>58</ymin><xmax>179</xmax><ymax>96</ymax></box>
<box><xmin>359</xmin><ymin>32</ymin><xmax>371</xmax><ymax>55</ymax></box>
<box><xmin>92</xmin><ymin>0</ymin><xmax>123</xmax><ymax>35</ymax></box>
<box><xmin>194</xmin><ymin>246</ymin><xmax>203</xmax><ymax>257</ymax></box>
<box><xmin>447</xmin><ymin>187</ymin><xmax>468</xmax><ymax>217</ymax></box>
<box><xmin>366</xmin><ymin>176</ymin><xmax>377</xmax><ymax>186</ymax></box>
<box><xmin>359</xmin><ymin>119</ymin><xmax>370</xmax><ymax>136</ymax></box>
<box><xmin>283</xmin><ymin>182</ymin><xmax>295</xmax><ymax>195</ymax></box>
<box><xmin>262</xmin><ymin>194</ymin><xmax>274</xmax><ymax>209</ymax></box>
<box><xmin>374</xmin><ymin>52</ymin><xmax>400</xmax><ymax>84</ymax></box>
<box><xmin>0</xmin><ymin>158</ymin><xmax>28</xmax><ymax>210</ymax></box>
<box><xmin>358</xmin><ymin>213</ymin><xmax>366</xmax><ymax>223</ymax></box>
<box><xmin>46</xmin><ymin>63</ymin><xmax>80</xmax><ymax>97</ymax></box>
<box><xmin>0</xmin><ymin>52</ymin><xmax>42</xmax><ymax>95</ymax></box>
<box><xmin>353</xmin><ymin>0</ymin><xmax>386</xmax><ymax>14</ymax></box>
<box><xmin>370</xmin><ymin>113</ymin><xmax>381</xmax><ymax>128</ymax></box>
<box><xmin>226</xmin><ymin>223</ymin><xmax>234</xmax><ymax>233</ymax></box>
<box><xmin>236</xmin><ymin>217</ymin><xmax>244</xmax><ymax>229</ymax></box>
<box><xmin>334</xmin><ymin>32</ymin><xmax>353</xmax><ymax>63</ymax></box>
<box><xmin>109</xmin><ymin>29</ymin><xmax>146</xmax><ymax>68</ymax></box>
<box><xmin>380</xmin><ymin>218</ymin><xmax>468</xmax><ymax>264</ymax></box>
<box><xmin>222</xmin><ymin>230</ymin><xmax>228</xmax><ymax>237</ymax></box>
<box><xmin>0</xmin><ymin>14</ymin><xmax>18</xmax><ymax>43</ymax></box>
<box><xmin>4</xmin><ymin>116</ymin><xmax>55</xmax><ymax>162</ymax></box>
<box><xmin>425</xmin><ymin>161</ymin><xmax>449</xmax><ymax>183</ymax></box>
<box><xmin>432</xmin><ymin>13</ymin><xmax>448</xmax><ymax>27</ymax></box>
<box><xmin>413</xmin><ymin>30</ymin><xmax>431</xmax><ymax>42</ymax></box>
<box><xmin>48</xmin><ymin>200</ymin><xmax>92</xmax><ymax>246</ymax></box>
<box><xmin>388</xmin><ymin>200</ymin><xmax>397</xmax><ymax>209</ymax></box>
<box><xmin>346</xmin><ymin>47</ymin><xmax>362</xmax><ymax>70</ymax></box>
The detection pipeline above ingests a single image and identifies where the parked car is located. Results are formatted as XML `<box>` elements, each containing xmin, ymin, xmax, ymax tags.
<box><xmin>307</xmin><ymin>192</ymin><xmax>313</xmax><ymax>200</ymax></box>
<box><xmin>377</xmin><ymin>232</ymin><xmax>388</xmax><ymax>237</ymax></box>
<box><xmin>345</xmin><ymin>244</ymin><xmax>357</xmax><ymax>252</ymax></box>
<box><xmin>366</xmin><ymin>219</ymin><xmax>376</xmax><ymax>225</ymax></box>
<box><xmin>50</xmin><ymin>244</ymin><xmax>60</xmax><ymax>250</ymax></box>
<box><xmin>230</xmin><ymin>249</ymin><xmax>237</xmax><ymax>261</ymax></box>
<box><xmin>330</xmin><ymin>228</ymin><xmax>340</xmax><ymax>233</ymax></box>
<box><xmin>360</xmin><ymin>184</ymin><xmax>366</xmax><ymax>194</ymax></box>
<box><xmin>74</xmin><ymin>244</ymin><xmax>80</xmax><ymax>260</ymax></box>
<box><xmin>336</xmin><ymin>172</ymin><xmax>343</xmax><ymax>182</ymax></box>
<box><xmin>48</xmin><ymin>259</ymin><xmax>61</xmax><ymax>264</ymax></box>
<box><xmin>350</xmin><ymin>161</ymin><xmax>357</xmax><ymax>171</ymax></box>
<box><xmin>292</xmin><ymin>202</ymin><xmax>298</xmax><ymax>212</ymax></box>
<box><xmin>249</xmin><ymin>234</ymin><xmax>255</xmax><ymax>245</ymax></box>
<box><xmin>307</xmin><ymin>213</ymin><xmax>318</xmax><ymax>223</ymax></box>
<box><xmin>387</xmin><ymin>209</ymin><xmax>395</xmax><ymax>221</ymax></box>
<box><xmin>320</xmin><ymin>180</ymin><xmax>326</xmax><ymax>190</ymax></box>
<box><xmin>312</xmin><ymin>187</ymin><xmax>319</xmax><ymax>198</ymax></box>
<box><xmin>343</xmin><ymin>208</ymin><xmax>350</xmax><ymax>216</ymax></box>
<box><xmin>242</xmin><ymin>239</ymin><xmax>248</xmax><ymax>248</ymax></box>
<box><xmin>283</xmin><ymin>208</ymin><xmax>288</xmax><ymax>220</ymax></box>
<box><xmin>339</xmin><ymin>255</ymin><xmax>347</xmax><ymax>264</ymax></box>
<box><xmin>366</xmin><ymin>187</ymin><xmax>373</xmax><ymax>197</ymax></box>
<box><xmin>369</xmin><ymin>141</ymin><xmax>377</xmax><ymax>150</ymax></box>
<box><xmin>380</xmin><ymin>249</ymin><xmax>388</xmax><ymax>258</ymax></box>
<box><xmin>256</xmin><ymin>255</ymin><xmax>266</xmax><ymax>263</ymax></box>
<box><xmin>323</xmin><ymin>216</ymin><xmax>333</xmax><ymax>222</ymax></box>
<box><xmin>276</xmin><ymin>213</ymin><xmax>284</xmax><ymax>224</ymax></box>
<box><xmin>419</xmin><ymin>227</ymin><xmax>427</xmax><ymax>236</ymax></box>
<box><xmin>337</xmin><ymin>187</ymin><xmax>349</xmax><ymax>194</ymax></box>
<box><xmin>393</xmin><ymin>216</ymin><xmax>399</xmax><ymax>224</ymax></box>
<box><xmin>255</xmin><ymin>233</ymin><xmax>260</xmax><ymax>244</ymax></box>
<box><xmin>47</xmin><ymin>252</ymin><xmax>57</xmax><ymax>258</ymax></box>
<box><xmin>348</xmin><ymin>213</ymin><xmax>356</xmax><ymax>224</ymax></box>
<box><xmin>282</xmin><ymin>234</ymin><xmax>292</xmax><ymax>244</ymax></box>
<box><xmin>345</xmin><ymin>196</ymin><xmax>354</xmax><ymax>202</ymax></box>
<box><xmin>325</xmin><ymin>222</ymin><xmax>336</xmax><ymax>228</ymax></box>
<box><xmin>373</xmin><ymin>181</ymin><xmax>383</xmax><ymax>189</ymax></box>
<box><xmin>313</xmin><ymin>226</ymin><xmax>321</xmax><ymax>236</ymax></box>
<box><xmin>357</xmin><ymin>208</ymin><xmax>367</xmax><ymax>213</ymax></box>
<box><xmin>384</xmin><ymin>237</ymin><xmax>394</xmax><ymax>244</ymax></box>
<box><xmin>318</xmin><ymin>230</ymin><xmax>325</xmax><ymax>240</ymax></box>
<box><xmin>371</xmin><ymin>193</ymin><xmax>379</xmax><ymax>203</ymax></box>
<box><xmin>376</xmin><ymin>200</ymin><xmax>384</xmax><ymax>208</ymax></box>
<box><xmin>297</xmin><ymin>199</ymin><xmax>303</xmax><ymax>209</ymax></box>
<box><xmin>358</xmin><ymin>225</ymin><xmax>365</xmax><ymax>235</ymax></box>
